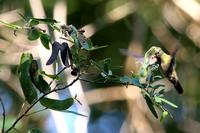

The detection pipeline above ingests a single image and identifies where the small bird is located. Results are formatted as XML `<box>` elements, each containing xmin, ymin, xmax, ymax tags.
<box><xmin>119</xmin><ymin>46</ymin><xmax>183</xmax><ymax>94</ymax></box>
<box><xmin>146</xmin><ymin>46</ymin><xmax>183</xmax><ymax>94</ymax></box>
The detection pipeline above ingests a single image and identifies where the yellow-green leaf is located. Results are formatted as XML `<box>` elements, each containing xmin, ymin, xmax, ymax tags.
<box><xmin>28</xmin><ymin>29</ymin><xmax>40</xmax><ymax>40</ymax></box>
<box><xmin>40</xmin><ymin>33</ymin><xmax>50</xmax><ymax>49</ymax></box>
<box><xmin>19</xmin><ymin>53</ymin><xmax>38</xmax><ymax>104</ymax></box>
<box><xmin>144</xmin><ymin>94</ymin><xmax>158</xmax><ymax>118</ymax></box>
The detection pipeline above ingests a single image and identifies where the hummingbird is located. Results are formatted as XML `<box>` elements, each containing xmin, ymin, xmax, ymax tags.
<box><xmin>146</xmin><ymin>46</ymin><xmax>183</xmax><ymax>94</ymax></box>
<box><xmin>119</xmin><ymin>46</ymin><xmax>183</xmax><ymax>94</ymax></box>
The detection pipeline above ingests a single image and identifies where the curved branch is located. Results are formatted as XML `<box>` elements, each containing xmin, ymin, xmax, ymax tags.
<box><xmin>48</xmin><ymin>66</ymin><xmax>67</xmax><ymax>87</ymax></box>
<box><xmin>4</xmin><ymin>75</ymin><xmax>80</xmax><ymax>133</ymax></box>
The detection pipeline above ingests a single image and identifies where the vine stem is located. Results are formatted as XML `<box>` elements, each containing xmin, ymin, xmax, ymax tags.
<box><xmin>25</xmin><ymin>107</ymin><xmax>48</xmax><ymax>117</ymax></box>
<box><xmin>48</xmin><ymin>66</ymin><xmax>67</xmax><ymax>87</ymax></box>
<box><xmin>0</xmin><ymin>97</ymin><xmax>5</xmax><ymax>133</ymax></box>
<box><xmin>4</xmin><ymin>75</ymin><xmax>80</xmax><ymax>133</ymax></box>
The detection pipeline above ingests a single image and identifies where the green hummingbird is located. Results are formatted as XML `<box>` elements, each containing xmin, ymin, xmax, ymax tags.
<box><xmin>144</xmin><ymin>46</ymin><xmax>183</xmax><ymax>94</ymax></box>
<box><xmin>119</xmin><ymin>46</ymin><xmax>183</xmax><ymax>94</ymax></box>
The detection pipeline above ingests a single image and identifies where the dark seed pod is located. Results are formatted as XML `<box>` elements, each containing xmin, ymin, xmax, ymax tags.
<box><xmin>46</xmin><ymin>41</ymin><xmax>61</xmax><ymax>65</ymax></box>
<box><xmin>29</xmin><ymin>60</ymin><xmax>39</xmax><ymax>87</ymax></box>
<box><xmin>60</xmin><ymin>42</ymin><xmax>70</xmax><ymax>67</ymax></box>
<box><xmin>29</xmin><ymin>60</ymin><xmax>38</xmax><ymax>80</ymax></box>
<box><xmin>71</xmin><ymin>68</ymin><xmax>79</xmax><ymax>76</ymax></box>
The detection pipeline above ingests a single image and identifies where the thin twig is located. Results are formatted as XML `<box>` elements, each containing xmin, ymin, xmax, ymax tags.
<box><xmin>74</xmin><ymin>94</ymin><xmax>82</xmax><ymax>105</ymax></box>
<box><xmin>13</xmin><ymin>128</ymin><xmax>22</xmax><ymax>133</ymax></box>
<box><xmin>60</xmin><ymin>37</ymin><xmax>74</xmax><ymax>43</ymax></box>
<box><xmin>25</xmin><ymin>107</ymin><xmax>48</xmax><ymax>117</ymax></box>
<box><xmin>48</xmin><ymin>66</ymin><xmax>67</xmax><ymax>87</ymax></box>
<box><xmin>4</xmin><ymin>75</ymin><xmax>80</xmax><ymax>133</ymax></box>
<box><xmin>17</xmin><ymin>102</ymin><xmax>26</xmax><ymax>118</ymax></box>
<box><xmin>0</xmin><ymin>97</ymin><xmax>6</xmax><ymax>133</ymax></box>
<box><xmin>62</xmin><ymin>110</ymin><xmax>88</xmax><ymax>117</ymax></box>
<box><xmin>79</xmin><ymin>77</ymin><xmax>120</xmax><ymax>84</ymax></box>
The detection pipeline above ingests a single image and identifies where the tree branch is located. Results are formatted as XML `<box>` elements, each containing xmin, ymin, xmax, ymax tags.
<box><xmin>48</xmin><ymin>66</ymin><xmax>67</xmax><ymax>87</ymax></box>
<box><xmin>4</xmin><ymin>75</ymin><xmax>80</xmax><ymax>133</ymax></box>
<box><xmin>25</xmin><ymin>107</ymin><xmax>48</xmax><ymax>117</ymax></box>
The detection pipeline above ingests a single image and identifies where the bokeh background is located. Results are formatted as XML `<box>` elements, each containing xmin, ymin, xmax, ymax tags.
<box><xmin>0</xmin><ymin>0</ymin><xmax>200</xmax><ymax>133</ymax></box>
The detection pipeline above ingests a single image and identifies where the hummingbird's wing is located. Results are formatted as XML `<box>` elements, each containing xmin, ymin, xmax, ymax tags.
<box><xmin>119</xmin><ymin>48</ymin><xmax>144</xmax><ymax>64</ymax></box>
<box><xmin>166</xmin><ymin>45</ymin><xmax>180</xmax><ymax>77</ymax></box>
<box><xmin>167</xmin><ymin>72</ymin><xmax>184</xmax><ymax>94</ymax></box>
<box><xmin>166</xmin><ymin>55</ymin><xmax>176</xmax><ymax>77</ymax></box>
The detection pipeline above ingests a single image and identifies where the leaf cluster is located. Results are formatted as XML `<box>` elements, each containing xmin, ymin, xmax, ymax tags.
<box><xmin>0</xmin><ymin>15</ymin><xmax>181</xmax><ymax>132</ymax></box>
<box><xmin>120</xmin><ymin>63</ymin><xmax>178</xmax><ymax>122</ymax></box>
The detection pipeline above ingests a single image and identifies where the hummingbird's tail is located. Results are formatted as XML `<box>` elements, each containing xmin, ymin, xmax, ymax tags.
<box><xmin>174</xmin><ymin>80</ymin><xmax>184</xmax><ymax>94</ymax></box>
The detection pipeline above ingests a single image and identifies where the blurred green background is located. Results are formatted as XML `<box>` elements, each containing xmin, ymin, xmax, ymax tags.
<box><xmin>0</xmin><ymin>0</ymin><xmax>200</xmax><ymax>133</ymax></box>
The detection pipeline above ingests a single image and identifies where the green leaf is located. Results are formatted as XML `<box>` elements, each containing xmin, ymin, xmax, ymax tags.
<box><xmin>154</xmin><ymin>96</ymin><xmax>162</xmax><ymax>104</ymax></box>
<box><xmin>50</xmin><ymin>24</ymin><xmax>60</xmax><ymax>32</ymax></box>
<box><xmin>40</xmin><ymin>33</ymin><xmax>50</xmax><ymax>49</ymax></box>
<box><xmin>130</xmin><ymin>78</ymin><xmax>142</xmax><ymax>88</ymax></box>
<box><xmin>160</xmin><ymin>111</ymin><xmax>169</xmax><ymax>123</ymax></box>
<box><xmin>37</xmin><ymin>75</ymin><xmax>50</xmax><ymax>93</ymax></box>
<box><xmin>72</xmin><ymin>36</ymin><xmax>80</xmax><ymax>47</ymax></box>
<box><xmin>108</xmin><ymin>70</ymin><xmax>112</xmax><ymax>76</ymax></box>
<box><xmin>18</xmin><ymin>12</ymin><xmax>26</xmax><ymax>21</ymax></box>
<box><xmin>100</xmin><ymin>72</ymin><xmax>107</xmax><ymax>78</ymax></box>
<box><xmin>19</xmin><ymin>53</ymin><xmax>38</xmax><ymax>104</ymax></box>
<box><xmin>104</xmin><ymin>63</ymin><xmax>109</xmax><ymax>73</ymax></box>
<box><xmin>103</xmin><ymin>58</ymin><xmax>111</xmax><ymax>64</ymax></box>
<box><xmin>158</xmin><ymin>89</ymin><xmax>165</xmax><ymax>95</ymax></box>
<box><xmin>103</xmin><ymin>58</ymin><xmax>111</xmax><ymax>73</ymax></box>
<box><xmin>28</xmin><ymin>29</ymin><xmax>40</xmax><ymax>40</ymax></box>
<box><xmin>62</xmin><ymin>110</ymin><xmax>87</xmax><ymax>117</ymax></box>
<box><xmin>110</xmin><ymin>66</ymin><xmax>123</xmax><ymax>71</ymax></box>
<box><xmin>90</xmin><ymin>59</ymin><xmax>102</xmax><ymax>71</ymax></box>
<box><xmin>119</xmin><ymin>76</ymin><xmax>130</xmax><ymax>84</ymax></box>
<box><xmin>88</xmin><ymin>45</ymin><xmax>108</xmax><ymax>51</ymax></box>
<box><xmin>40</xmin><ymin>97</ymin><xmax>74</xmax><ymax>111</ymax></box>
<box><xmin>155</xmin><ymin>97</ymin><xmax>178</xmax><ymax>108</ymax></box>
<box><xmin>153</xmin><ymin>75</ymin><xmax>163</xmax><ymax>80</ymax></box>
<box><xmin>81</xmin><ymin>39</ymin><xmax>108</xmax><ymax>51</ymax></box>
<box><xmin>28</xmin><ymin>128</ymin><xmax>42</xmax><ymax>133</ymax></box>
<box><xmin>30</xmin><ymin>19</ymin><xmax>39</xmax><ymax>26</ymax></box>
<box><xmin>30</xmin><ymin>18</ymin><xmax>58</xmax><ymax>24</ymax></box>
<box><xmin>144</xmin><ymin>94</ymin><xmax>158</xmax><ymax>118</ymax></box>
<box><xmin>151</xmin><ymin>84</ymin><xmax>165</xmax><ymax>89</ymax></box>
<box><xmin>40</xmin><ymin>71</ymin><xmax>60</xmax><ymax>80</ymax></box>
<box><xmin>29</xmin><ymin>60</ymin><xmax>50</xmax><ymax>93</ymax></box>
<box><xmin>0</xmin><ymin>20</ymin><xmax>22</xmax><ymax>29</ymax></box>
